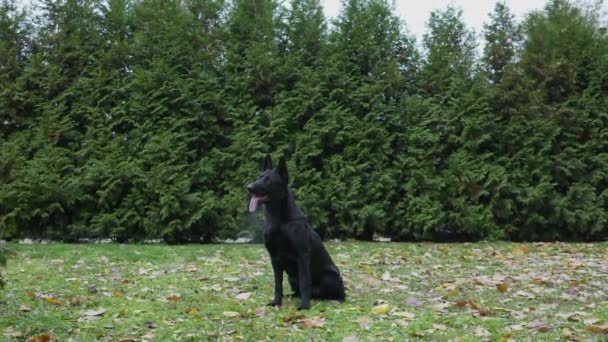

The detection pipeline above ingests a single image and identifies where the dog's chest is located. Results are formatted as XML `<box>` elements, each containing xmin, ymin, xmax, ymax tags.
<box><xmin>264</xmin><ymin>226</ymin><xmax>297</xmax><ymax>256</ymax></box>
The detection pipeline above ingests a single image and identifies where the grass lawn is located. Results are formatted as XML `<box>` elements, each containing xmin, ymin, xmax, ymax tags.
<box><xmin>1</xmin><ymin>242</ymin><xmax>608</xmax><ymax>341</ymax></box>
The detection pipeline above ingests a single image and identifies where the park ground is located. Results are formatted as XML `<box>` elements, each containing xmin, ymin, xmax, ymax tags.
<box><xmin>1</xmin><ymin>242</ymin><xmax>608</xmax><ymax>341</ymax></box>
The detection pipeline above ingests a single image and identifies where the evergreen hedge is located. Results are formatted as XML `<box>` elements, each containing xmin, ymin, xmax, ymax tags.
<box><xmin>0</xmin><ymin>0</ymin><xmax>606</xmax><ymax>242</ymax></box>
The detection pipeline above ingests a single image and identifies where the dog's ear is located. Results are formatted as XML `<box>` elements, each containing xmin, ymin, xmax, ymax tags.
<box><xmin>277</xmin><ymin>156</ymin><xmax>289</xmax><ymax>183</ymax></box>
<box><xmin>262</xmin><ymin>154</ymin><xmax>273</xmax><ymax>171</ymax></box>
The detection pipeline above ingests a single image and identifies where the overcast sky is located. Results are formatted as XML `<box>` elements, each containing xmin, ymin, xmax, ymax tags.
<box><xmin>322</xmin><ymin>0</ymin><xmax>549</xmax><ymax>40</ymax></box>
<box><xmin>14</xmin><ymin>0</ymin><xmax>606</xmax><ymax>41</ymax></box>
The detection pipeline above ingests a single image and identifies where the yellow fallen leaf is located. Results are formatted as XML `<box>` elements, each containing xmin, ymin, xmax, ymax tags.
<box><xmin>188</xmin><ymin>308</ymin><xmax>199</xmax><ymax>315</ymax></box>
<box><xmin>371</xmin><ymin>304</ymin><xmax>391</xmax><ymax>315</ymax></box>
<box><xmin>496</xmin><ymin>283</ymin><xmax>509</xmax><ymax>293</ymax></box>
<box><xmin>44</xmin><ymin>298</ymin><xmax>65</xmax><ymax>306</ymax></box>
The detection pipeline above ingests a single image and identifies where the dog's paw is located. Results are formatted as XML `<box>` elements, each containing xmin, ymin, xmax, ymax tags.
<box><xmin>297</xmin><ymin>303</ymin><xmax>311</xmax><ymax>310</ymax></box>
<box><xmin>267</xmin><ymin>301</ymin><xmax>282</xmax><ymax>307</ymax></box>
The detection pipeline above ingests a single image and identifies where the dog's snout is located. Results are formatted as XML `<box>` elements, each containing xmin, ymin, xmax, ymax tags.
<box><xmin>246</xmin><ymin>184</ymin><xmax>255</xmax><ymax>193</ymax></box>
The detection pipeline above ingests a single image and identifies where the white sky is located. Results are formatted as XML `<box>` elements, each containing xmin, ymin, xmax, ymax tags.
<box><xmin>14</xmin><ymin>0</ymin><xmax>606</xmax><ymax>42</ymax></box>
<box><xmin>322</xmin><ymin>0</ymin><xmax>548</xmax><ymax>40</ymax></box>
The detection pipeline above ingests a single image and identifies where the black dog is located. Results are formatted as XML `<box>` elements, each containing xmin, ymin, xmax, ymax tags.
<box><xmin>246</xmin><ymin>155</ymin><xmax>345</xmax><ymax>310</ymax></box>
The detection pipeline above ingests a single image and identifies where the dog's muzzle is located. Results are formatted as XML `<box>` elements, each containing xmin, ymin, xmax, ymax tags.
<box><xmin>246</xmin><ymin>183</ymin><xmax>269</xmax><ymax>212</ymax></box>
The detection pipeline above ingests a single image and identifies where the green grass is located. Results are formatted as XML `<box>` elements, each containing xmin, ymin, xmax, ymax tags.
<box><xmin>1</xmin><ymin>242</ymin><xmax>608</xmax><ymax>341</ymax></box>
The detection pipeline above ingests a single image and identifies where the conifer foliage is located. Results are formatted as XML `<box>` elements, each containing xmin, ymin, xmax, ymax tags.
<box><xmin>0</xmin><ymin>0</ymin><xmax>606</xmax><ymax>242</ymax></box>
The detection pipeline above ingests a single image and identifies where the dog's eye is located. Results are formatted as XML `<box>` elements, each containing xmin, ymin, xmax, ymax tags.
<box><xmin>264</xmin><ymin>176</ymin><xmax>270</xmax><ymax>183</ymax></box>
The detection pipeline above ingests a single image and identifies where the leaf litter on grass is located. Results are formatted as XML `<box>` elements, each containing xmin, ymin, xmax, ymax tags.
<box><xmin>2</xmin><ymin>242</ymin><xmax>607</xmax><ymax>340</ymax></box>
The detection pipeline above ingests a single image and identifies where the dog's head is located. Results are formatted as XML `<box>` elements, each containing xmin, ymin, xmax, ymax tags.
<box><xmin>246</xmin><ymin>155</ymin><xmax>289</xmax><ymax>212</ymax></box>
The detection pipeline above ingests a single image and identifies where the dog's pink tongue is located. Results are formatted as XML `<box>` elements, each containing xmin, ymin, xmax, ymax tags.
<box><xmin>249</xmin><ymin>196</ymin><xmax>260</xmax><ymax>212</ymax></box>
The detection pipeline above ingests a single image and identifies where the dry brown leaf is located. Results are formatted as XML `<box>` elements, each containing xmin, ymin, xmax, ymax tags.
<box><xmin>25</xmin><ymin>334</ymin><xmax>56</xmax><ymax>342</ymax></box>
<box><xmin>455</xmin><ymin>300</ymin><xmax>468</xmax><ymax>307</ymax></box>
<box><xmin>69</xmin><ymin>296</ymin><xmax>86</xmax><ymax>306</ymax></box>
<box><xmin>301</xmin><ymin>317</ymin><xmax>325</xmax><ymax>328</ymax></box>
<box><xmin>167</xmin><ymin>294</ymin><xmax>181</xmax><ymax>302</ymax></box>
<box><xmin>283</xmin><ymin>312</ymin><xmax>305</xmax><ymax>323</ymax></box>
<box><xmin>586</xmin><ymin>323</ymin><xmax>608</xmax><ymax>335</ymax></box>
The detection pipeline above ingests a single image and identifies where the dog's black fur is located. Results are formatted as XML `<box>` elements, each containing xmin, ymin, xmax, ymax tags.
<box><xmin>246</xmin><ymin>155</ymin><xmax>345</xmax><ymax>310</ymax></box>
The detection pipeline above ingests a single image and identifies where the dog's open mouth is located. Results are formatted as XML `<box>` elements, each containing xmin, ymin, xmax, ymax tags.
<box><xmin>249</xmin><ymin>195</ymin><xmax>269</xmax><ymax>212</ymax></box>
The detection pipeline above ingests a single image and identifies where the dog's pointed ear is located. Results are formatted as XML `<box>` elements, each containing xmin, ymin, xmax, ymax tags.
<box><xmin>262</xmin><ymin>154</ymin><xmax>273</xmax><ymax>171</ymax></box>
<box><xmin>277</xmin><ymin>156</ymin><xmax>289</xmax><ymax>182</ymax></box>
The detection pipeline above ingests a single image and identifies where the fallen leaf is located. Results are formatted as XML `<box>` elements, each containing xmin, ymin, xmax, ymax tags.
<box><xmin>167</xmin><ymin>294</ymin><xmax>181</xmax><ymax>302</ymax></box>
<box><xmin>433</xmin><ymin>324</ymin><xmax>447</xmax><ymax>331</ymax></box>
<box><xmin>343</xmin><ymin>336</ymin><xmax>359</xmax><ymax>342</ymax></box>
<box><xmin>222</xmin><ymin>311</ymin><xmax>240</xmax><ymax>318</ymax></box>
<box><xmin>583</xmin><ymin>317</ymin><xmax>600</xmax><ymax>325</ymax></box>
<box><xmin>3</xmin><ymin>327</ymin><xmax>23</xmax><ymax>338</ymax></box>
<box><xmin>44</xmin><ymin>298</ymin><xmax>65</xmax><ymax>306</ymax></box>
<box><xmin>187</xmin><ymin>308</ymin><xmax>199</xmax><ymax>315</ymax></box>
<box><xmin>301</xmin><ymin>317</ymin><xmax>325</xmax><ymax>328</ymax></box>
<box><xmin>283</xmin><ymin>312</ymin><xmax>305</xmax><ymax>323</ymax></box>
<box><xmin>528</xmin><ymin>320</ymin><xmax>549</xmax><ymax>332</ymax></box>
<box><xmin>235</xmin><ymin>292</ymin><xmax>251</xmax><ymax>300</ymax></box>
<box><xmin>357</xmin><ymin>315</ymin><xmax>373</xmax><ymax>329</ymax></box>
<box><xmin>255</xmin><ymin>306</ymin><xmax>266</xmax><ymax>317</ymax></box>
<box><xmin>512</xmin><ymin>245</ymin><xmax>529</xmax><ymax>256</ymax></box>
<box><xmin>84</xmin><ymin>308</ymin><xmax>106</xmax><ymax>317</ymax></box>
<box><xmin>391</xmin><ymin>311</ymin><xmax>415</xmax><ymax>320</ymax></box>
<box><xmin>19</xmin><ymin>304</ymin><xmax>32</xmax><ymax>312</ymax></box>
<box><xmin>25</xmin><ymin>334</ymin><xmax>56</xmax><ymax>342</ymax></box>
<box><xmin>455</xmin><ymin>300</ymin><xmax>468</xmax><ymax>307</ymax></box>
<box><xmin>474</xmin><ymin>327</ymin><xmax>491</xmax><ymax>337</ymax></box>
<box><xmin>69</xmin><ymin>296</ymin><xmax>86</xmax><ymax>306</ymax></box>
<box><xmin>496</xmin><ymin>283</ymin><xmax>509</xmax><ymax>293</ymax></box>
<box><xmin>586</xmin><ymin>323</ymin><xmax>608</xmax><ymax>334</ymax></box>
<box><xmin>371</xmin><ymin>304</ymin><xmax>391</xmax><ymax>315</ymax></box>
<box><xmin>405</xmin><ymin>297</ymin><xmax>423</xmax><ymax>307</ymax></box>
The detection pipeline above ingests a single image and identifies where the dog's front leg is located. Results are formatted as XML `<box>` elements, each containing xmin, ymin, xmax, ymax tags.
<box><xmin>296</xmin><ymin>253</ymin><xmax>312</xmax><ymax>310</ymax></box>
<box><xmin>268</xmin><ymin>256</ymin><xmax>283</xmax><ymax>307</ymax></box>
